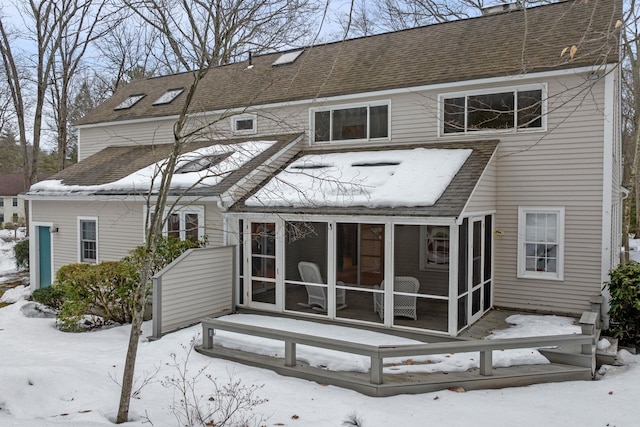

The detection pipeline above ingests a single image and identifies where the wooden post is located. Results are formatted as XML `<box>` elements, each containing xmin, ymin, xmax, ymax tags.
<box><xmin>579</xmin><ymin>311</ymin><xmax>598</xmax><ymax>355</ymax></box>
<box><xmin>370</xmin><ymin>355</ymin><xmax>383</xmax><ymax>385</ymax></box>
<box><xmin>479</xmin><ymin>350</ymin><xmax>493</xmax><ymax>376</ymax></box>
<box><xmin>203</xmin><ymin>326</ymin><xmax>214</xmax><ymax>349</ymax></box>
<box><xmin>285</xmin><ymin>341</ymin><xmax>296</xmax><ymax>367</ymax></box>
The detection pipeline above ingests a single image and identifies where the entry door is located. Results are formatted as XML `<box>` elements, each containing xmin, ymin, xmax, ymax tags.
<box><xmin>248</xmin><ymin>222</ymin><xmax>278</xmax><ymax>307</ymax></box>
<box><xmin>38</xmin><ymin>226</ymin><xmax>52</xmax><ymax>288</ymax></box>
<box><xmin>469</xmin><ymin>217</ymin><xmax>491</xmax><ymax>323</ymax></box>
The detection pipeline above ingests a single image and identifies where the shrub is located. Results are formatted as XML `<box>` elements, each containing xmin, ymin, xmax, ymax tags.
<box><xmin>605</xmin><ymin>261</ymin><xmax>640</xmax><ymax>347</ymax></box>
<box><xmin>55</xmin><ymin>236</ymin><xmax>205</xmax><ymax>332</ymax></box>
<box><xmin>14</xmin><ymin>238</ymin><xmax>29</xmax><ymax>270</ymax></box>
<box><xmin>56</xmin><ymin>261</ymin><xmax>140</xmax><ymax>332</ymax></box>
<box><xmin>32</xmin><ymin>285</ymin><xmax>66</xmax><ymax>311</ymax></box>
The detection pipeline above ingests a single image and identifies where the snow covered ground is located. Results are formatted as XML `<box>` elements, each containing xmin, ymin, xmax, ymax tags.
<box><xmin>0</xmin><ymin>228</ymin><xmax>25</xmax><ymax>282</ymax></box>
<box><xmin>1</xmin><ymin>238</ymin><xmax>640</xmax><ymax>426</ymax></box>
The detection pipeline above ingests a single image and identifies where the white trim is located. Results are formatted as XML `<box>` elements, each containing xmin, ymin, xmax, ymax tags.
<box><xmin>437</xmin><ymin>83</ymin><xmax>548</xmax><ymax>137</ymax></box>
<box><xmin>226</xmin><ymin>211</ymin><xmax>458</xmax><ymax>226</ymax></box>
<box><xmin>77</xmin><ymin>216</ymin><xmax>99</xmax><ymax>263</ymax></box>
<box><xmin>601</xmin><ymin>71</ymin><xmax>615</xmax><ymax>284</ymax></box>
<box><xmin>517</xmin><ymin>206</ymin><xmax>565</xmax><ymax>281</ymax></box>
<box><xmin>231</xmin><ymin>113</ymin><xmax>257</xmax><ymax>135</ymax></box>
<box><xmin>75</xmin><ymin>65</ymin><xmax>615</xmax><ymax>131</ymax></box>
<box><xmin>310</xmin><ymin>99</ymin><xmax>391</xmax><ymax>145</ymax></box>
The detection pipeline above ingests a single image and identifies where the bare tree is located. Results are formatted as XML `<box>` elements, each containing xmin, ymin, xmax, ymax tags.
<box><xmin>122</xmin><ymin>0</ymin><xmax>321</xmax><ymax>72</ymax></box>
<box><xmin>48</xmin><ymin>0</ymin><xmax>116</xmax><ymax>171</ymax></box>
<box><xmin>115</xmin><ymin>1</ymin><xmax>324</xmax><ymax>423</ymax></box>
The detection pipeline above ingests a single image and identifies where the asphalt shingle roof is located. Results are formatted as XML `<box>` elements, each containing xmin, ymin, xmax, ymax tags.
<box><xmin>77</xmin><ymin>0</ymin><xmax>621</xmax><ymax>127</ymax></box>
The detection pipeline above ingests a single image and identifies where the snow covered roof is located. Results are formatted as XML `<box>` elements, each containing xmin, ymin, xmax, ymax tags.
<box><xmin>26</xmin><ymin>134</ymin><xmax>302</xmax><ymax>197</ymax></box>
<box><xmin>236</xmin><ymin>140</ymin><xmax>499</xmax><ymax>217</ymax></box>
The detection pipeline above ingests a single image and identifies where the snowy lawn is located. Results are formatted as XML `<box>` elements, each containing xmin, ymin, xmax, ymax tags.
<box><xmin>1</xmin><ymin>299</ymin><xmax>640</xmax><ymax>427</ymax></box>
<box><xmin>0</xmin><ymin>228</ymin><xmax>25</xmax><ymax>282</ymax></box>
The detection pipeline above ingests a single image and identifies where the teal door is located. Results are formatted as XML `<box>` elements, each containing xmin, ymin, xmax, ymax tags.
<box><xmin>38</xmin><ymin>226</ymin><xmax>52</xmax><ymax>288</ymax></box>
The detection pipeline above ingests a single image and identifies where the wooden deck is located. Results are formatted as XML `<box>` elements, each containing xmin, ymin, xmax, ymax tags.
<box><xmin>196</xmin><ymin>313</ymin><xmax>598</xmax><ymax>397</ymax></box>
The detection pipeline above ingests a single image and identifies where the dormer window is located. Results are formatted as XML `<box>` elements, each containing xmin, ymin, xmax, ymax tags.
<box><xmin>232</xmin><ymin>114</ymin><xmax>257</xmax><ymax>134</ymax></box>
<box><xmin>272</xmin><ymin>50</ymin><xmax>303</xmax><ymax>66</ymax></box>
<box><xmin>114</xmin><ymin>94</ymin><xmax>145</xmax><ymax>110</ymax></box>
<box><xmin>153</xmin><ymin>88</ymin><xmax>184</xmax><ymax>106</ymax></box>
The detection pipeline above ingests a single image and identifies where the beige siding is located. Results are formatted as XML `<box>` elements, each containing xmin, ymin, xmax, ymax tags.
<box><xmin>153</xmin><ymin>246</ymin><xmax>234</xmax><ymax>337</ymax></box>
<box><xmin>31</xmin><ymin>199</ymin><xmax>225</xmax><ymax>281</ymax></box>
<box><xmin>78</xmin><ymin>119</ymin><xmax>177</xmax><ymax>160</ymax></box>
<box><xmin>464</xmin><ymin>156</ymin><xmax>497</xmax><ymax>214</ymax></box>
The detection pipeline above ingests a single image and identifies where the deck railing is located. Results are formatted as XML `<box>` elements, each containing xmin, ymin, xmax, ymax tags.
<box><xmin>201</xmin><ymin>313</ymin><xmax>597</xmax><ymax>386</ymax></box>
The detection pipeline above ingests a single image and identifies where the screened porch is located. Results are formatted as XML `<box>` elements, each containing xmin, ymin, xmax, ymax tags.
<box><xmin>232</xmin><ymin>215</ymin><xmax>494</xmax><ymax>336</ymax></box>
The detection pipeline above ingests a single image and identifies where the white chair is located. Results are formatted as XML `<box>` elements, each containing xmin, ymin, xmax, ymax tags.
<box><xmin>297</xmin><ymin>261</ymin><xmax>347</xmax><ymax>311</ymax></box>
<box><xmin>373</xmin><ymin>276</ymin><xmax>420</xmax><ymax>320</ymax></box>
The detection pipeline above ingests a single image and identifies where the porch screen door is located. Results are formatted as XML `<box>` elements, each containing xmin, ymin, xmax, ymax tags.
<box><xmin>470</xmin><ymin>217</ymin><xmax>492</xmax><ymax>323</ymax></box>
<box><xmin>249</xmin><ymin>222</ymin><xmax>277</xmax><ymax>306</ymax></box>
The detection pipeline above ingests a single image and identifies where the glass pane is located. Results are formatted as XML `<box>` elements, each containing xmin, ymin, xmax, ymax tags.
<box><xmin>332</xmin><ymin>107</ymin><xmax>367</xmax><ymax>140</ymax></box>
<box><xmin>472</xmin><ymin>288</ymin><xmax>481</xmax><ymax>314</ymax></box>
<box><xmin>444</xmin><ymin>97</ymin><xmax>465</xmax><ymax>133</ymax></box>
<box><xmin>168</xmin><ymin>213</ymin><xmax>180</xmax><ymax>238</ymax></box>
<box><xmin>457</xmin><ymin>296</ymin><xmax>468</xmax><ymax>330</ymax></box>
<box><xmin>369</xmin><ymin>105</ymin><xmax>388</xmax><ymax>138</ymax></box>
<box><xmin>484</xmin><ymin>215</ymin><xmax>492</xmax><ymax>282</ymax></box>
<box><xmin>185</xmin><ymin>213</ymin><xmax>199</xmax><ymax>241</ymax></box>
<box><xmin>285</xmin><ymin>222</ymin><xmax>327</xmax><ymax>282</ymax></box>
<box><xmin>81</xmin><ymin>221</ymin><xmax>96</xmax><ymax>240</ymax></box>
<box><xmin>517</xmin><ymin>90</ymin><xmax>542</xmax><ymax>128</ymax></box>
<box><xmin>472</xmin><ymin>221</ymin><xmax>482</xmax><ymax>286</ymax></box>
<box><xmin>457</xmin><ymin>218</ymin><xmax>468</xmax><ymax>296</ymax></box>
<box><xmin>467</xmin><ymin>92</ymin><xmax>514</xmax><ymax>130</ymax></box>
<box><xmin>251</xmin><ymin>280</ymin><xmax>275</xmax><ymax>303</ymax></box>
<box><xmin>483</xmin><ymin>280</ymin><xmax>492</xmax><ymax>311</ymax></box>
<box><xmin>252</xmin><ymin>222</ymin><xmax>275</xmax><ymax>255</ymax></box>
<box><xmin>235</xmin><ymin>119</ymin><xmax>254</xmax><ymax>131</ymax></box>
<box><xmin>314</xmin><ymin>111</ymin><xmax>330</xmax><ymax>141</ymax></box>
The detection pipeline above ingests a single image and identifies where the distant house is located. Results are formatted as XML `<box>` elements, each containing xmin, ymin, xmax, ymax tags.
<box><xmin>25</xmin><ymin>0</ymin><xmax>623</xmax><ymax>337</ymax></box>
<box><xmin>0</xmin><ymin>173</ymin><xmax>28</xmax><ymax>226</ymax></box>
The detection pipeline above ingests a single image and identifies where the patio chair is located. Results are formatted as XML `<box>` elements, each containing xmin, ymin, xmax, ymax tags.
<box><xmin>373</xmin><ymin>276</ymin><xmax>420</xmax><ymax>320</ymax></box>
<box><xmin>297</xmin><ymin>261</ymin><xmax>347</xmax><ymax>311</ymax></box>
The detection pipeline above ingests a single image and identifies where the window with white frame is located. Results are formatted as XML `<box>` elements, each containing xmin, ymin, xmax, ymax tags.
<box><xmin>441</xmin><ymin>85</ymin><xmax>544</xmax><ymax>134</ymax></box>
<box><xmin>518</xmin><ymin>207</ymin><xmax>564</xmax><ymax>280</ymax></box>
<box><xmin>78</xmin><ymin>218</ymin><xmax>98</xmax><ymax>263</ymax></box>
<box><xmin>12</xmin><ymin>197</ymin><xmax>18</xmax><ymax>207</ymax></box>
<box><xmin>160</xmin><ymin>206</ymin><xmax>204</xmax><ymax>241</ymax></box>
<box><xmin>420</xmin><ymin>225</ymin><xmax>450</xmax><ymax>269</ymax></box>
<box><xmin>232</xmin><ymin>114</ymin><xmax>257</xmax><ymax>134</ymax></box>
<box><xmin>313</xmin><ymin>102</ymin><xmax>389</xmax><ymax>143</ymax></box>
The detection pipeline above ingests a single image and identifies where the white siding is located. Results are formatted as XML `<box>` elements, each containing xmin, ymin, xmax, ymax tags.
<box><xmin>464</xmin><ymin>156</ymin><xmax>497</xmax><ymax>214</ymax></box>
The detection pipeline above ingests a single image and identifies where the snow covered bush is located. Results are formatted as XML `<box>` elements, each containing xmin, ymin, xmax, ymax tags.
<box><xmin>605</xmin><ymin>261</ymin><xmax>640</xmax><ymax>347</ymax></box>
<box><xmin>13</xmin><ymin>238</ymin><xmax>28</xmax><ymax>270</ymax></box>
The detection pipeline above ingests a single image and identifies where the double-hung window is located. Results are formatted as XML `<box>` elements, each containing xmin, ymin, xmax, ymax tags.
<box><xmin>313</xmin><ymin>102</ymin><xmax>389</xmax><ymax>143</ymax></box>
<box><xmin>161</xmin><ymin>206</ymin><xmax>204</xmax><ymax>241</ymax></box>
<box><xmin>78</xmin><ymin>217</ymin><xmax>98</xmax><ymax>263</ymax></box>
<box><xmin>12</xmin><ymin>197</ymin><xmax>18</xmax><ymax>207</ymax></box>
<box><xmin>517</xmin><ymin>207</ymin><xmax>564</xmax><ymax>280</ymax></box>
<box><xmin>441</xmin><ymin>85</ymin><xmax>544</xmax><ymax>134</ymax></box>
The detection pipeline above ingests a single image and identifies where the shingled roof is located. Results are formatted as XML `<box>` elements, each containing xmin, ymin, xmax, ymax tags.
<box><xmin>77</xmin><ymin>0</ymin><xmax>621</xmax><ymax>127</ymax></box>
<box><xmin>27</xmin><ymin>134</ymin><xmax>302</xmax><ymax>196</ymax></box>
<box><xmin>232</xmin><ymin>140</ymin><xmax>499</xmax><ymax>218</ymax></box>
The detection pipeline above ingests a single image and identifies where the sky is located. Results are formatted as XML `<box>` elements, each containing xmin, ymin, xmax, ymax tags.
<box><xmin>1</xmin><ymin>231</ymin><xmax>640</xmax><ymax>426</ymax></box>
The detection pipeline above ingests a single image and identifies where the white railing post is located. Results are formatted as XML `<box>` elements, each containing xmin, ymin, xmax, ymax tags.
<box><xmin>479</xmin><ymin>350</ymin><xmax>493</xmax><ymax>376</ymax></box>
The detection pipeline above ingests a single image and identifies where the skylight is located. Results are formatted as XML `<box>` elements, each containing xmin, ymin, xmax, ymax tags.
<box><xmin>272</xmin><ymin>50</ymin><xmax>303</xmax><ymax>66</ymax></box>
<box><xmin>114</xmin><ymin>94</ymin><xmax>145</xmax><ymax>110</ymax></box>
<box><xmin>153</xmin><ymin>88</ymin><xmax>185</xmax><ymax>106</ymax></box>
<box><xmin>175</xmin><ymin>152</ymin><xmax>233</xmax><ymax>174</ymax></box>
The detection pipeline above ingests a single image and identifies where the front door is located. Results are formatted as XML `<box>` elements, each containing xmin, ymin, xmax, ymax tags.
<box><xmin>37</xmin><ymin>226</ymin><xmax>52</xmax><ymax>288</ymax></box>
<box><xmin>248</xmin><ymin>222</ymin><xmax>278</xmax><ymax>307</ymax></box>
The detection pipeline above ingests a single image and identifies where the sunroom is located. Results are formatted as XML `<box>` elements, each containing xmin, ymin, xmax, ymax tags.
<box><xmin>227</xmin><ymin>141</ymin><xmax>498</xmax><ymax>336</ymax></box>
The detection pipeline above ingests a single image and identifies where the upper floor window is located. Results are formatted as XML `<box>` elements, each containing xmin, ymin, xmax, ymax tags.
<box><xmin>313</xmin><ymin>102</ymin><xmax>389</xmax><ymax>143</ymax></box>
<box><xmin>517</xmin><ymin>206</ymin><xmax>564</xmax><ymax>280</ymax></box>
<box><xmin>0</xmin><ymin>198</ymin><xmax>4</xmax><ymax>206</ymax></box>
<box><xmin>232</xmin><ymin>114</ymin><xmax>257</xmax><ymax>134</ymax></box>
<box><xmin>12</xmin><ymin>197</ymin><xmax>18</xmax><ymax>207</ymax></box>
<box><xmin>441</xmin><ymin>86</ymin><xmax>544</xmax><ymax>134</ymax></box>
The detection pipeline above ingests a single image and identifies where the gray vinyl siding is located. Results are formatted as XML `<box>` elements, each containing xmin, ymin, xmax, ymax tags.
<box><xmin>152</xmin><ymin>246</ymin><xmax>234</xmax><ymax>338</ymax></box>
